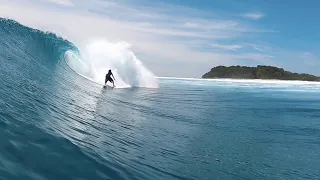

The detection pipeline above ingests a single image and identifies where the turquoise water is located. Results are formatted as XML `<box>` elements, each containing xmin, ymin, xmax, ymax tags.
<box><xmin>1</xmin><ymin>18</ymin><xmax>320</xmax><ymax>180</ymax></box>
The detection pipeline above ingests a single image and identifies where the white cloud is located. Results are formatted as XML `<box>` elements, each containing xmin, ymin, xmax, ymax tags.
<box><xmin>211</xmin><ymin>43</ymin><xmax>242</xmax><ymax>51</ymax></box>
<box><xmin>243</xmin><ymin>43</ymin><xmax>273</xmax><ymax>52</ymax></box>
<box><xmin>232</xmin><ymin>53</ymin><xmax>274</xmax><ymax>63</ymax></box>
<box><xmin>241</xmin><ymin>12</ymin><xmax>265</xmax><ymax>20</ymax></box>
<box><xmin>301</xmin><ymin>52</ymin><xmax>318</xmax><ymax>60</ymax></box>
<box><xmin>300</xmin><ymin>52</ymin><xmax>319</xmax><ymax>66</ymax></box>
<box><xmin>184</xmin><ymin>22</ymin><xmax>200</xmax><ymax>28</ymax></box>
<box><xmin>47</xmin><ymin>0</ymin><xmax>73</xmax><ymax>6</ymax></box>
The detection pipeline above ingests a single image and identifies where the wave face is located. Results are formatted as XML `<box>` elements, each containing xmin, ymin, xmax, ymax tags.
<box><xmin>0</xmin><ymin>18</ymin><xmax>77</xmax><ymax>65</ymax></box>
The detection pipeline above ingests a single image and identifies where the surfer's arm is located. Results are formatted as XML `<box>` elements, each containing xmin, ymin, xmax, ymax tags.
<box><xmin>112</xmin><ymin>74</ymin><xmax>115</xmax><ymax>80</ymax></box>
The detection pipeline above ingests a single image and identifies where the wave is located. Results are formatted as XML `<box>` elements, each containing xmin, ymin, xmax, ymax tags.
<box><xmin>0</xmin><ymin>18</ymin><xmax>158</xmax><ymax>89</ymax></box>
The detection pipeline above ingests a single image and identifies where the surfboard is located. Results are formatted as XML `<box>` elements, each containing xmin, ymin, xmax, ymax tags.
<box><xmin>103</xmin><ymin>85</ymin><xmax>114</xmax><ymax>89</ymax></box>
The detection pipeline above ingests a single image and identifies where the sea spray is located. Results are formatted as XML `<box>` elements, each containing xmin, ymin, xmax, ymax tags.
<box><xmin>65</xmin><ymin>40</ymin><xmax>159</xmax><ymax>88</ymax></box>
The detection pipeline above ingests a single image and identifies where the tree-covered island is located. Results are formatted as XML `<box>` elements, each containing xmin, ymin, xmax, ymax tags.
<box><xmin>202</xmin><ymin>65</ymin><xmax>320</xmax><ymax>81</ymax></box>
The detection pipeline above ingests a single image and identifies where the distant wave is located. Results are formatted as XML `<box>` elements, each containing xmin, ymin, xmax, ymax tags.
<box><xmin>158</xmin><ymin>76</ymin><xmax>320</xmax><ymax>92</ymax></box>
<box><xmin>158</xmin><ymin>76</ymin><xmax>320</xmax><ymax>84</ymax></box>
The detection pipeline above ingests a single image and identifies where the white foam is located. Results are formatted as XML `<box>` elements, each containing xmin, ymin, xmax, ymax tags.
<box><xmin>158</xmin><ymin>76</ymin><xmax>320</xmax><ymax>92</ymax></box>
<box><xmin>65</xmin><ymin>40</ymin><xmax>159</xmax><ymax>88</ymax></box>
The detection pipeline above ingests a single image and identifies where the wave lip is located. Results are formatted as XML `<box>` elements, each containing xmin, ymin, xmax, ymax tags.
<box><xmin>65</xmin><ymin>40</ymin><xmax>159</xmax><ymax>89</ymax></box>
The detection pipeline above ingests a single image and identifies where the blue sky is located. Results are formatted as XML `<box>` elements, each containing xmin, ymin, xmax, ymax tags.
<box><xmin>0</xmin><ymin>0</ymin><xmax>319</xmax><ymax>77</ymax></box>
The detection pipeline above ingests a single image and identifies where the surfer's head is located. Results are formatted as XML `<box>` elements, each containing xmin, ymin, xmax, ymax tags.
<box><xmin>108</xmin><ymin>69</ymin><xmax>112</xmax><ymax>73</ymax></box>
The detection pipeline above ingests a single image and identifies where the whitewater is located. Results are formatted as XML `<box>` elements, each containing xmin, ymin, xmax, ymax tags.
<box><xmin>1</xmin><ymin>17</ymin><xmax>320</xmax><ymax>180</ymax></box>
<box><xmin>64</xmin><ymin>40</ymin><xmax>158</xmax><ymax>88</ymax></box>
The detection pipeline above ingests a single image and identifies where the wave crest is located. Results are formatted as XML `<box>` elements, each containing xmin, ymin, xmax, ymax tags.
<box><xmin>65</xmin><ymin>40</ymin><xmax>159</xmax><ymax>88</ymax></box>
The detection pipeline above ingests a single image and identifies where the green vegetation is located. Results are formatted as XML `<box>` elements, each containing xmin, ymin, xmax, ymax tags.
<box><xmin>202</xmin><ymin>65</ymin><xmax>320</xmax><ymax>81</ymax></box>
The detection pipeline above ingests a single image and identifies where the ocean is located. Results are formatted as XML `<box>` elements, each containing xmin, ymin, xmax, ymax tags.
<box><xmin>1</xmin><ymin>18</ymin><xmax>320</xmax><ymax>180</ymax></box>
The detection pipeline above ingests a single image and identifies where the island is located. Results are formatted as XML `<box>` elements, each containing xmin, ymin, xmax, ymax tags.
<box><xmin>202</xmin><ymin>65</ymin><xmax>320</xmax><ymax>81</ymax></box>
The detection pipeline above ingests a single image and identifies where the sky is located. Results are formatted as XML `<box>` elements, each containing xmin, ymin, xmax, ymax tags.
<box><xmin>0</xmin><ymin>0</ymin><xmax>319</xmax><ymax>77</ymax></box>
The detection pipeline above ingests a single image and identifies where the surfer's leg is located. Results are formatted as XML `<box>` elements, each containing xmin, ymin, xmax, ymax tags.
<box><xmin>111</xmin><ymin>79</ymin><xmax>115</xmax><ymax>87</ymax></box>
<box><xmin>105</xmin><ymin>77</ymin><xmax>108</xmax><ymax>85</ymax></box>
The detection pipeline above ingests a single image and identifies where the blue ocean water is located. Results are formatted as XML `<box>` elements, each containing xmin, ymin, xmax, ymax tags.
<box><xmin>1</xmin><ymin>18</ymin><xmax>320</xmax><ymax>180</ymax></box>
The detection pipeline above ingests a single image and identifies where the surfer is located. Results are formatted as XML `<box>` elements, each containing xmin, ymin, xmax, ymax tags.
<box><xmin>105</xmin><ymin>69</ymin><xmax>115</xmax><ymax>87</ymax></box>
